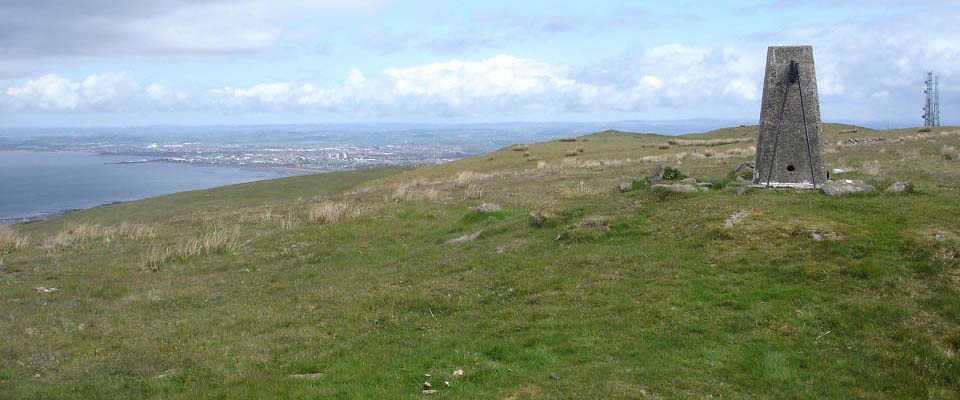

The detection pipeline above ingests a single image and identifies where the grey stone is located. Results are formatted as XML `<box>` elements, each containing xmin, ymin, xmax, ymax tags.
<box><xmin>650</xmin><ymin>184</ymin><xmax>697</xmax><ymax>193</ymax></box>
<box><xmin>725</xmin><ymin>210</ymin><xmax>752</xmax><ymax>228</ymax></box>
<box><xmin>681</xmin><ymin>177</ymin><xmax>697</xmax><ymax>184</ymax></box>
<box><xmin>617</xmin><ymin>182</ymin><xmax>631</xmax><ymax>192</ymax></box>
<box><xmin>820</xmin><ymin>180</ymin><xmax>875</xmax><ymax>196</ymax></box>
<box><xmin>754</xmin><ymin>46</ymin><xmax>827</xmax><ymax>189</ymax></box>
<box><xmin>866</xmin><ymin>178</ymin><xmax>882</xmax><ymax>186</ymax></box>
<box><xmin>696</xmin><ymin>182</ymin><xmax>712</xmax><ymax>187</ymax></box>
<box><xmin>885</xmin><ymin>182</ymin><xmax>912</xmax><ymax>193</ymax></box>
<box><xmin>476</xmin><ymin>203</ymin><xmax>501</xmax><ymax>213</ymax></box>
<box><xmin>648</xmin><ymin>164</ymin><xmax>664</xmax><ymax>181</ymax></box>
<box><xmin>446</xmin><ymin>231</ymin><xmax>483</xmax><ymax>244</ymax></box>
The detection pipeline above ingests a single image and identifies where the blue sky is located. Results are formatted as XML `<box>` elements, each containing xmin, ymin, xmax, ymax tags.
<box><xmin>0</xmin><ymin>0</ymin><xmax>955</xmax><ymax>126</ymax></box>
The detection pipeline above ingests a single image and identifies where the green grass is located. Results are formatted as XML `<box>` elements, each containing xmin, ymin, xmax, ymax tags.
<box><xmin>1</xmin><ymin>125</ymin><xmax>959</xmax><ymax>398</ymax></box>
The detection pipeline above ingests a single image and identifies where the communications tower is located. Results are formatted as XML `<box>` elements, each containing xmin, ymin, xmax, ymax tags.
<box><xmin>924</xmin><ymin>72</ymin><xmax>940</xmax><ymax>127</ymax></box>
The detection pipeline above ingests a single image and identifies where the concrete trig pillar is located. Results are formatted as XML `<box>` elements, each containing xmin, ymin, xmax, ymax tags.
<box><xmin>753</xmin><ymin>46</ymin><xmax>827</xmax><ymax>188</ymax></box>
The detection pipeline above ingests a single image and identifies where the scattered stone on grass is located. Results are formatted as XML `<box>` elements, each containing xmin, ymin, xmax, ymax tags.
<box><xmin>820</xmin><ymin>180</ymin><xmax>875</xmax><ymax>196</ymax></box>
<box><xmin>476</xmin><ymin>203</ymin><xmax>502</xmax><ymax>213</ymax></box>
<box><xmin>724</xmin><ymin>210</ymin><xmax>752</xmax><ymax>228</ymax></box>
<box><xmin>648</xmin><ymin>164</ymin><xmax>664</xmax><ymax>182</ymax></box>
<box><xmin>885</xmin><ymin>182</ymin><xmax>913</xmax><ymax>193</ymax></box>
<box><xmin>549</xmin><ymin>372</ymin><xmax>560</xmax><ymax>380</ymax></box>
<box><xmin>452</xmin><ymin>369</ymin><xmax>464</xmax><ymax>377</ymax></box>
<box><xmin>423</xmin><ymin>390</ymin><xmax>438</xmax><ymax>395</ymax></box>
<box><xmin>34</xmin><ymin>287</ymin><xmax>59</xmax><ymax>293</ymax></box>
<box><xmin>811</xmin><ymin>231</ymin><xmax>841</xmax><ymax>241</ymax></box>
<box><xmin>528</xmin><ymin>212</ymin><xmax>553</xmax><ymax>228</ymax></box>
<box><xmin>681</xmin><ymin>177</ymin><xmax>697</xmax><ymax>184</ymax></box>
<box><xmin>650</xmin><ymin>184</ymin><xmax>698</xmax><ymax>193</ymax></box>
<box><xmin>617</xmin><ymin>182</ymin><xmax>631</xmax><ymax>192</ymax></box>
<box><xmin>446</xmin><ymin>231</ymin><xmax>483</xmax><ymax>244</ymax></box>
<box><xmin>495</xmin><ymin>246</ymin><xmax>506</xmax><ymax>254</ymax></box>
<box><xmin>289</xmin><ymin>372</ymin><xmax>325</xmax><ymax>380</ymax></box>
<box><xmin>423</xmin><ymin>382</ymin><xmax>432</xmax><ymax>389</ymax></box>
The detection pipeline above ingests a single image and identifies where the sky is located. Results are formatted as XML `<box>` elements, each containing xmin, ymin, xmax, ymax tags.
<box><xmin>0</xmin><ymin>0</ymin><xmax>956</xmax><ymax>127</ymax></box>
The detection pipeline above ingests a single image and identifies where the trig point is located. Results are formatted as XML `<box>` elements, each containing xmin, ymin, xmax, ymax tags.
<box><xmin>753</xmin><ymin>45</ymin><xmax>827</xmax><ymax>188</ymax></box>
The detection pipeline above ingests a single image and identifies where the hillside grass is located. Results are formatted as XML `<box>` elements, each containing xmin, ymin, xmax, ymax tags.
<box><xmin>1</xmin><ymin>124</ymin><xmax>959</xmax><ymax>399</ymax></box>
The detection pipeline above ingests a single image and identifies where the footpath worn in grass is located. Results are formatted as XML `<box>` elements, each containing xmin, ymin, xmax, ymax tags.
<box><xmin>1</xmin><ymin>125</ymin><xmax>959</xmax><ymax>399</ymax></box>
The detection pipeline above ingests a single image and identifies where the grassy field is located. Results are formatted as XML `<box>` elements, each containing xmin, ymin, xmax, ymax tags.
<box><xmin>1</xmin><ymin>124</ymin><xmax>959</xmax><ymax>399</ymax></box>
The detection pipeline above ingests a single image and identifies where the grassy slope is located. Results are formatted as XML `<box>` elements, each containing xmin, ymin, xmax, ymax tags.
<box><xmin>1</xmin><ymin>124</ymin><xmax>959</xmax><ymax>399</ymax></box>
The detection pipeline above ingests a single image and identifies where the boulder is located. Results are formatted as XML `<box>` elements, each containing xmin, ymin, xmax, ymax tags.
<box><xmin>476</xmin><ymin>203</ymin><xmax>501</xmax><ymax>213</ymax></box>
<box><xmin>650</xmin><ymin>184</ymin><xmax>698</xmax><ymax>193</ymax></box>
<box><xmin>446</xmin><ymin>231</ymin><xmax>483</xmax><ymax>244</ymax></box>
<box><xmin>820</xmin><ymin>180</ymin><xmax>875</xmax><ymax>196</ymax></box>
<box><xmin>681</xmin><ymin>177</ymin><xmax>697</xmax><ymax>184</ymax></box>
<box><xmin>617</xmin><ymin>182</ymin><xmax>631</xmax><ymax>192</ymax></box>
<box><xmin>885</xmin><ymin>182</ymin><xmax>913</xmax><ymax>193</ymax></box>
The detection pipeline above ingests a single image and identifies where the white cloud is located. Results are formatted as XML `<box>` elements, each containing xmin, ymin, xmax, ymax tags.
<box><xmin>4</xmin><ymin>74</ymin><xmax>80</xmax><ymax>111</ymax></box>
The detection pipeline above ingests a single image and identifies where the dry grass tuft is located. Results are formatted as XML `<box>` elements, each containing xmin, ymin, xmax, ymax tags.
<box><xmin>43</xmin><ymin>222</ymin><xmax>155</xmax><ymax>249</ymax></box>
<box><xmin>386</xmin><ymin>181</ymin><xmax>442</xmax><ymax>203</ymax></box>
<box><xmin>861</xmin><ymin>160</ymin><xmax>882</xmax><ymax>176</ymax></box>
<box><xmin>941</xmin><ymin>145</ymin><xmax>959</xmax><ymax>161</ymax></box>
<box><xmin>668</xmin><ymin>138</ymin><xmax>754</xmax><ymax>147</ymax></box>
<box><xmin>177</xmin><ymin>229</ymin><xmax>241</xmax><ymax>259</ymax></box>
<box><xmin>307</xmin><ymin>201</ymin><xmax>354</xmax><ymax>225</ymax></box>
<box><xmin>564</xmin><ymin>150</ymin><xmax>579</xmax><ymax>157</ymax></box>
<box><xmin>139</xmin><ymin>245</ymin><xmax>171</xmax><ymax>272</ymax></box>
<box><xmin>452</xmin><ymin>171</ymin><xmax>492</xmax><ymax>187</ymax></box>
<box><xmin>0</xmin><ymin>227</ymin><xmax>30</xmax><ymax>254</ymax></box>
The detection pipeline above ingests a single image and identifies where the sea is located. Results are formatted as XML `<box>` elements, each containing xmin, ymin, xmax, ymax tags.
<box><xmin>0</xmin><ymin>151</ymin><xmax>293</xmax><ymax>223</ymax></box>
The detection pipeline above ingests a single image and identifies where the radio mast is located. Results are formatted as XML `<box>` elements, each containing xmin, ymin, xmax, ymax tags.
<box><xmin>924</xmin><ymin>72</ymin><xmax>941</xmax><ymax>127</ymax></box>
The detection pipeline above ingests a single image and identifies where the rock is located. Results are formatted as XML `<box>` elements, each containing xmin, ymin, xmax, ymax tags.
<box><xmin>444</xmin><ymin>381</ymin><xmax>451</xmax><ymax>387</ymax></box>
<box><xmin>549</xmin><ymin>372</ymin><xmax>560</xmax><ymax>380</ymax></box>
<box><xmin>820</xmin><ymin>180</ymin><xmax>875</xmax><ymax>196</ymax></box>
<box><xmin>452</xmin><ymin>369</ymin><xmax>464</xmax><ymax>377</ymax></box>
<box><xmin>446</xmin><ymin>231</ymin><xmax>483</xmax><ymax>244</ymax></box>
<box><xmin>289</xmin><ymin>372</ymin><xmax>325</xmax><ymax>380</ymax></box>
<box><xmin>649</xmin><ymin>184</ymin><xmax>698</xmax><ymax>193</ymax></box>
<box><xmin>476</xmin><ymin>203</ymin><xmax>501</xmax><ymax>213</ymax></box>
<box><xmin>724</xmin><ymin>210</ymin><xmax>752</xmax><ymax>228</ymax></box>
<box><xmin>617</xmin><ymin>182</ymin><xmax>631</xmax><ymax>192</ymax></box>
<box><xmin>648</xmin><ymin>164</ymin><xmax>664</xmax><ymax>182</ymax></box>
<box><xmin>811</xmin><ymin>231</ymin><xmax>840</xmax><ymax>241</ymax></box>
<box><xmin>681</xmin><ymin>177</ymin><xmax>697</xmax><ymax>184</ymax></box>
<box><xmin>423</xmin><ymin>381</ymin><xmax>432</xmax><ymax>389</ymax></box>
<box><xmin>866</xmin><ymin>177</ymin><xmax>882</xmax><ymax>186</ymax></box>
<box><xmin>735</xmin><ymin>161</ymin><xmax>755</xmax><ymax>174</ymax></box>
<box><xmin>494</xmin><ymin>246</ymin><xmax>506</xmax><ymax>254</ymax></box>
<box><xmin>423</xmin><ymin>390</ymin><xmax>438</xmax><ymax>395</ymax></box>
<box><xmin>34</xmin><ymin>287</ymin><xmax>59</xmax><ymax>293</ymax></box>
<box><xmin>696</xmin><ymin>182</ymin><xmax>712</xmax><ymax>188</ymax></box>
<box><xmin>885</xmin><ymin>182</ymin><xmax>912</xmax><ymax>193</ymax></box>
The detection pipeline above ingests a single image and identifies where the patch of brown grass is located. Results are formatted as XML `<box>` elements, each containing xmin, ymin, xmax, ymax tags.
<box><xmin>941</xmin><ymin>145</ymin><xmax>959</xmax><ymax>161</ymax></box>
<box><xmin>307</xmin><ymin>201</ymin><xmax>354</xmax><ymax>225</ymax></box>
<box><xmin>0</xmin><ymin>227</ymin><xmax>30</xmax><ymax>254</ymax></box>
<box><xmin>42</xmin><ymin>222</ymin><xmax>155</xmax><ymax>248</ymax></box>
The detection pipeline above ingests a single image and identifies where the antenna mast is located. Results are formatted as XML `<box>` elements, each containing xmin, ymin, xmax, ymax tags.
<box><xmin>924</xmin><ymin>71</ymin><xmax>941</xmax><ymax>127</ymax></box>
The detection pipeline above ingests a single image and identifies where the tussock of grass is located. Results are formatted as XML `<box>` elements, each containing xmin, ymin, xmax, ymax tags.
<box><xmin>862</xmin><ymin>160</ymin><xmax>882</xmax><ymax>175</ymax></box>
<box><xmin>42</xmin><ymin>222</ymin><xmax>155</xmax><ymax>248</ymax></box>
<box><xmin>386</xmin><ymin>181</ymin><xmax>442</xmax><ymax>203</ymax></box>
<box><xmin>667</xmin><ymin>137</ymin><xmax>754</xmax><ymax>147</ymax></box>
<box><xmin>0</xmin><ymin>227</ymin><xmax>29</xmax><ymax>254</ymax></box>
<box><xmin>176</xmin><ymin>229</ymin><xmax>241</xmax><ymax>258</ymax></box>
<box><xmin>942</xmin><ymin>145</ymin><xmax>959</xmax><ymax>161</ymax></box>
<box><xmin>139</xmin><ymin>245</ymin><xmax>171</xmax><ymax>272</ymax></box>
<box><xmin>307</xmin><ymin>201</ymin><xmax>355</xmax><ymax>225</ymax></box>
<box><xmin>452</xmin><ymin>171</ymin><xmax>492</xmax><ymax>187</ymax></box>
